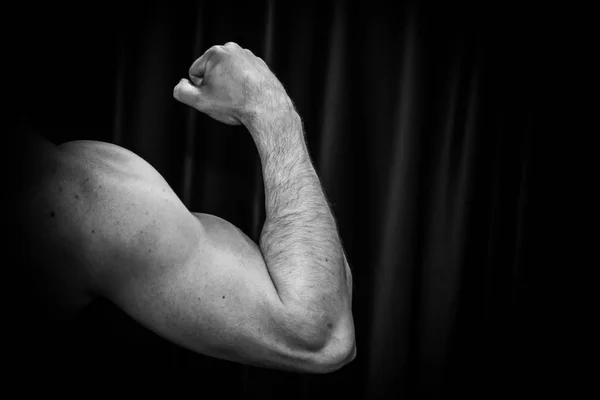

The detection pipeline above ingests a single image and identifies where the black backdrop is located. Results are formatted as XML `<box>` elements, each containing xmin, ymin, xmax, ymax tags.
<box><xmin>7</xmin><ymin>1</ymin><xmax>541</xmax><ymax>398</ymax></box>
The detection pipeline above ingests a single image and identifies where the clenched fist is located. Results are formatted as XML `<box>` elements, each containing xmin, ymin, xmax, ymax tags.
<box><xmin>173</xmin><ymin>42</ymin><xmax>290</xmax><ymax>127</ymax></box>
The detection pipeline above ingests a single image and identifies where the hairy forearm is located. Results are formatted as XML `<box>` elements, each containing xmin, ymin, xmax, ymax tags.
<box><xmin>246</xmin><ymin>103</ymin><xmax>351</xmax><ymax>342</ymax></box>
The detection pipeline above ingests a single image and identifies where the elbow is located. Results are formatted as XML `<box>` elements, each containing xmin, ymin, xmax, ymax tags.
<box><xmin>303</xmin><ymin>313</ymin><xmax>357</xmax><ymax>374</ymax></box>
<box><xmin>311</xmin><ymin>334</ymin><xmax>356</xmax><ymax>374</ymax></box>
<box><xmin>283</xmin><ymin>301</ymin><xmax>356</xmax><ymax>373</ymax></box>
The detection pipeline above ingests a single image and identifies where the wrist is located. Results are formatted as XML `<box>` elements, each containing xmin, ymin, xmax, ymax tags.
<box><xmin>242</xmin><ymin>91</ymin><xmax>297</xmax><ymax>135</ymax></box>
<box><xmin>246</xmin><ymin>104</ymin><xmax>306</xmax><ymax>159</ymax></box>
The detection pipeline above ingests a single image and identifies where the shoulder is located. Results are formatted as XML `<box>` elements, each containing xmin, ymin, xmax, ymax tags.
<box><xmin>21</xmin><ymin>139</ymin><xmax>203</xmax><ymax>300</ymax></box>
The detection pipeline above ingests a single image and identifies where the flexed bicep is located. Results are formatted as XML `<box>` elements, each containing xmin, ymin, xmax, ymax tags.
<box><xmin>98</xmin><ymin>196</ymin><xmax>334</xmax><ymax>373</ymax></box>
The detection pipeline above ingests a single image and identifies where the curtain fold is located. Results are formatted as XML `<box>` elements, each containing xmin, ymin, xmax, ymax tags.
<box><xmin>11</xmin><ymin>1</ymin><xmax>536</xmax><ymax>398</ymax></box>
<box><xmin>366</xmin><ymin>7</ymin><xmax>422</xmax><ymax>398</ymax></box>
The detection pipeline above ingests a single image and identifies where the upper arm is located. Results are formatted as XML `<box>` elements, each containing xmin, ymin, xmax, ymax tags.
<box><xmin>103</xmin><ymin>208</ymin><xmax>321</xmax><ymax>373</ymax></box>
<box><xmin>29</xmin><ymin>141</ymin><xmax>349</xmax><ymax>373</ymax></box>
<box><xmin>107</xmin><ymin>200</ymin><xmax>354</xmax><ymax>373</ymax></box>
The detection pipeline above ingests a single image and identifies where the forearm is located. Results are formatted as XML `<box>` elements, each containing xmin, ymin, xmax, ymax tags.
<box><xmin>245</xmin><ymin>102</ymin><xmax>351</xmax><ymax>341</ymax></box>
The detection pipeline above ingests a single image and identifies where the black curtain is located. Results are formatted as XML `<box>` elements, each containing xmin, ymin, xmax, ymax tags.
<box><xmin>9</xmin><ymin>1</ymin><xmax>539</xmax><ymax>398</ymax></box>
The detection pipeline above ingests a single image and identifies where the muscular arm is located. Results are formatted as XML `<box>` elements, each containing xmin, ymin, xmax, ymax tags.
<box><xmin>22</xmin><ymin>137</ymin><xmax>352</xmax><ymax>374</ymax></box>
<box><xmin>21</xmin><ymin>42</ymin><xmax>355</xmax><ymax>374</ymax></box>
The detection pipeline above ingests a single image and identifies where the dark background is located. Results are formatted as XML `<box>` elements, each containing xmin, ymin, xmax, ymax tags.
<box><xmin>7</xmin><ymin>1</ymin><xmax>545</xmax><ymax>398</ymax></box>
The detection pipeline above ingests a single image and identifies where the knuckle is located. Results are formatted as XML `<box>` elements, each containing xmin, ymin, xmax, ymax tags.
<box><xmin>208</xmin><ymin>44</ymin><xmax>223</xmax><ymax>54</ymax></box>
<box><xmin>224</xmin><ymin>41</ymin><xmax>239</xmax><ymax>49</ymax></box>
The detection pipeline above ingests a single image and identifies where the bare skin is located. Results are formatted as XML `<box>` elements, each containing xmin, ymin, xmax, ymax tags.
<box><xmin>17</xmin><ymin>42</ymin><xmax>355</xmax><ymax>374</ymax></box>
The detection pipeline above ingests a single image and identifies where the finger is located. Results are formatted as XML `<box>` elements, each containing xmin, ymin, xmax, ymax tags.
<box><xmin>173</xmin><ymin>78</ymin><xmax>207</xmax><ymax>110</ymax></box>
<box><xmin>188</xmin><ymin>45</ymin><xmax>220</xmax><ymax>86</ymax></box>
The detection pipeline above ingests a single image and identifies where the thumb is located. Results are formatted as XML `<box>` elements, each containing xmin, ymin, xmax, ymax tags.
<box><xmin>173</xmin><ymin>78</ymin><xmax>207</xmax><ymax>109</ymax></box>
